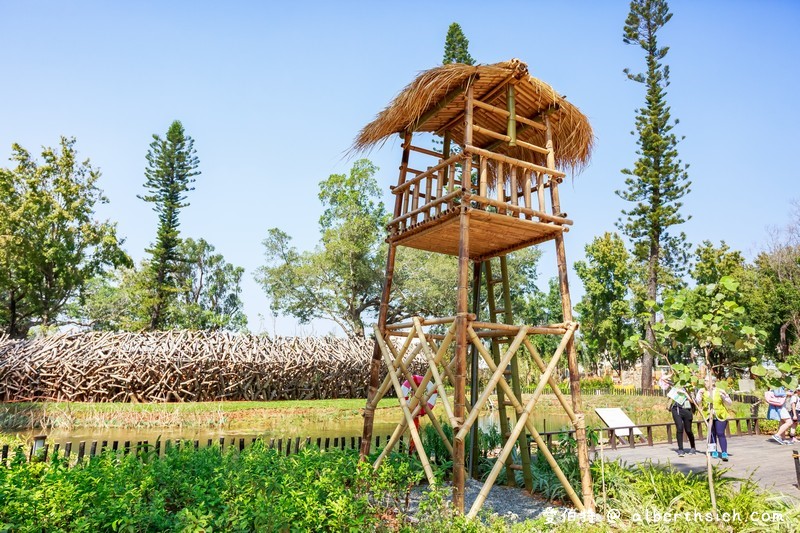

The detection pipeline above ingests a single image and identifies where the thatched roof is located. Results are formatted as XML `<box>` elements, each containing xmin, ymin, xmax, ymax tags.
<box><xmin>353</xmin><ymin>59</ymin><xmax>593</xmax><ymax>173</ymax></box>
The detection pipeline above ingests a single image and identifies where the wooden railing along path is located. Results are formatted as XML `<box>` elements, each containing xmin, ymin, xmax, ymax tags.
<box><xmin>4</xmin><ymin>417</ymin><xmax>765</xmax><ymax>468</ymax></box>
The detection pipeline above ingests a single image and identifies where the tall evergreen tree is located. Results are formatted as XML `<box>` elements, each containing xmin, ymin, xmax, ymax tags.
<box><xmin>442</xmin><ymin>23</ymin><xmax>475</xmax><ymax>65</ymax></box>
<box><xmin>617</xmin><ymin>0</ymin><xmax>691</xmax><ymax>390</ymax></box>
<box><xmin>139</xmin><ymin>120</ymin><xmax>200</xmax><ymax>330</ymax></box>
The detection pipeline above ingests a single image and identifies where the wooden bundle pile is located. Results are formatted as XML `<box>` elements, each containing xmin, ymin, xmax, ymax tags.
<box><xmin>0</xmin><ymin>331</ymin><xmax>427</xmax><ymax>403</ymax></box>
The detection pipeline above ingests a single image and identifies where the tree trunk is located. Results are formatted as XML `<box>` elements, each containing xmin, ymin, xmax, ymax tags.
<box><xmin>642</xmin><ymin>240</ymin><xmax>658</xmax><ymax>391</ymax></box>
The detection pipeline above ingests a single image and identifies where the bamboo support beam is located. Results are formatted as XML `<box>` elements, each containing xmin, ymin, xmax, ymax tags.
<box><xmin>468</xmin><ymin>194</ymin><xmax>572</xmax><ymax>225</ymax></box>
<box><xmin>479</xmin><ymin>157</ymin><xmax>488</xmax><ymax>198</ymax></box>
<box><xmin>436</xmin><ymin>74</ymin><xmax>515</xmax><ymax>136</ymax></box>
<box><xmin>413</xmin><ymin>85</ymin><xmax>466</xmax><ymax>131</ymax></box>
<box><xmin>471</xmin><ymin>98</ymin><xmax>547</xmax><ymax>131</ymax></box>
<box><xmin>406</xmin><ymin>144</ymin><xmax>445</xmax><ymax>159</ymax></box>
<box><xmin>464</xmin><ymin>145</ymin><xmax>565</xmax><ymax>178</ymax></box>
<box><xmin>385</xmin><ymin>315</ymin><xmax>472</xmax><ymax>331</ymax></box>
<box><xmin>472</xmin><ymin>124</ymin><xmax>548</xmax><ymax>156</ymax></box>
<box><xmin>507</xmin><ymin>84</ymin><xmax>516</xmax><ymax>146</ymax></box>
<box><xmin>547</xmin><ymin>114</ymin><xmax>595</xmax><ymax>512</ymax></box>
<box><xmin>496</xmin><ymin>162</ymin><xmax>505</xmax><ymax>215</ymax></box>
<box><xmin>523</xmin><ymin>170</ymin><xmax>532</xmax><ymax>220</ymax></box>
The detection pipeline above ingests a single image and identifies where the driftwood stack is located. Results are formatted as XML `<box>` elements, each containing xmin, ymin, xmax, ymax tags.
<box><xmin>0</xmin><ymin>331</ymin><xmax>427</xmax><ymax>402</ymax></box>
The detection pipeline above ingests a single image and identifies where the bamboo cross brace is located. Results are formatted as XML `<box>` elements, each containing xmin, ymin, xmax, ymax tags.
<box><xmin>366</xmin><ymin>326</ymin><xmax>422</xmax><ymax>411</ymax></box>
<box><xmin>413</xmin><ymin>318</ymin><xmax>457</xmax><ymax>427</ymax></box>
<box><xmin>374</xmin><ymin>375</ymin><xmax>454</xmax><ymax>469</ymax></box>
<box><xmin>522</xmin><ymin>337</ymin><xmax>578</xmax><ymax>425</ymax></box>
<box><xmin>374</xmin><ymin>324</ymin><xmax>457</xmax><ymax>468</ymax></box>
<box><xmin>375</xmin><ymin>329</ymin><xmax>436</xmax><ymax>485</ymax></box>
<box><xmin>467</xmin><ymin>323</ymin><xmax>578</xmax><ymax>518</ymax></box>
<box><xmin>402</xmin><ymin>323</ymin><xmax>456</xmax><ymax>417</ymax></box>
<box><xmin>466</xmin><ymin>326</ymin><xmax>584</xmax><ymax>512</ymax></box>
<box><xmin>455</xmin><ymin>326</ymin><xmax>530</xmax><ymax>443</ymax></box>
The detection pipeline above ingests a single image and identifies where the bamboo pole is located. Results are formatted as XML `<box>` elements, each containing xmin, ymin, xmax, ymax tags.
<box><xmin>523</xmin><ymin>170</ymin><xmax>532</xmax><ymax>220</ymax></box>
<box><xmin>467</xmin><ymin>324</ymin><xmax>581</xmax><ymax>518</ymax></box>
<box><xmin>510</xmin><ymin>167</ymin><xmax>518</xmax><ymax>216</ymax></box>
<box><xmin>453</xmin><ymin>205</ymin><xmax>471</xmax><ymax>513</ymax></box>
<box><xmin>536</xmin><ymin>172</ymin><xmax>546</xmax><ymax>216</ymax></box>
<box><xmin>507</xmin><ymin>84</ymin><xmax>516</xmax><ymax>147</ymax></box>
<box><xmin>501</xmin><ymin>256</ymin><xmax>533</xmax><ymax>492</ymax></box>
<box><xmin>361</xmin><ymin>236</ymin><xmax>400</xmax><ymax>459</ymax></box>
<box><xmin>483</xmin><ymin>259</ymin><xmax>513</xmax><ymax>485</ymax></box>
<box><xmin>468</xmin><ymin>263</ymin><xmax>482</xmax><ymax>478</ymax></box>
<box><xmin>471</xmin><ymin>125</ymin><xmax>549</xmax><ymax>156</ymax></box>
<box><xmin>479</xmin><ymin>156</ymin><xmax>488</xmax><ymax>199</ymax></box>
<box><xmin>498</xmin><ymin>162</ymin><xmax>506</xmax><ymax>215</ymax></box>
<box><xmin>546</xmin><ymin>117</ymin><xmax>595</xmax><ymax>512</ymax></box>
<box><xmin>453</xmin><ymin>89</ymin><xmax>473</xmax><ymax>510</ymax></box>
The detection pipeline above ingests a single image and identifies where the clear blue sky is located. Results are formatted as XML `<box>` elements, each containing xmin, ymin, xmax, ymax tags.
<box><xmin>2</xmin><ymin>1</ymin><xmax>798</xmax><ymax>336</ymax></box>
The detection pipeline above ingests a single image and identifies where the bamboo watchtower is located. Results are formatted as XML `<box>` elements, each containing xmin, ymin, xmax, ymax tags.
<box><xmin>354</xmin><ymin>59</ymin><xmax>596</xmax><ymax>516</ymax></box>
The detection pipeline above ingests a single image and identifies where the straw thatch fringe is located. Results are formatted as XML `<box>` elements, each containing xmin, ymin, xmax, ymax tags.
<box><xmin>0</xmin><ymin>331</ymin><xmax>428</xmax><ymax>402</ymax></box>
<box><xmin>353</xmin><ymin>59</ymin><xmax>593</xmax><ymax>174</ymax></box>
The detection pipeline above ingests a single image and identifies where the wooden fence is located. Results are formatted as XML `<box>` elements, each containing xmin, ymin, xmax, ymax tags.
<box><xmin>5</xmin><ymin>417</ymin><xmax>766</xmax><ymax>468</ymax></box>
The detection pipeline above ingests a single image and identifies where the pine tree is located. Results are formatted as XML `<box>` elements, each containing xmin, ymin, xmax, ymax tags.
<box><xmin>617</xmin><ymin>0</ymin><xmax>691</xmax><ymax>390</ymax></box>
<box><xmin>442</xmin><ymin>23</ymin><xmax>475</xmax><ymax>65</ymax></box>
<box><xmin>140</xmin><ymin>120</ymin><xmax>200</xmax><ymax>330</ymax></box>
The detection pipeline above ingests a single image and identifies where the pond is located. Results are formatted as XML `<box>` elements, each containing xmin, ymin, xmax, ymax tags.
<box><xmin>7</xmin><ymin>410</ymin><xmax>574</xmax><ymax>449</ymax></box>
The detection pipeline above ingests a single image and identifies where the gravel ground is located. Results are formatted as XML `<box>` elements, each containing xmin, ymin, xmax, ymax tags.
<box><xmin>406</xmin><ymin>478</ymin><xmax>567</xmax><ymax>524</ymax></box>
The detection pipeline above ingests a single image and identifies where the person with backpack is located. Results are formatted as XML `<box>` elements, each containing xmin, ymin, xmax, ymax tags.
<box><xmin>696</xmin><ymin>375</ymin><xmax>733</xmax><ymax>461</ymax></box>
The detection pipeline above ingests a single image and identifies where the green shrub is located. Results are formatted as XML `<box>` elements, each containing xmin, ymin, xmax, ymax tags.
<box><xmin>0</xmin><ymin>441</ymin><xmax>425</xmax><ymax>532</ymax></box>
<box><xmin>757</xmin><ymin>419</ymin><xmax>778</xmax><ymax>434</ymax></box>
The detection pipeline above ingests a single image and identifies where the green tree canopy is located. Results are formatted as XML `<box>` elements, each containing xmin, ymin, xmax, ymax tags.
<box><xmin>171</xmin><ymin>238</ymin><xmax>247</xmax><ymax>331</ymax></box>
<box><xmin>140</xmin><ymin>120</ymin><xmax>200</xmax><ymax>330</ymax></box>
<box><xmin>574</xmin><ymin>232</ymin><xmax>637</xmax><ymax>377</ymax></box>
<box><xmin>75</xmin><ymin>239</ymin><xmax>246</xmax><ymax>332</ymax></box>
<box><xmin>0</xmin><ymin>137</ymin><xmax>130</xmax><ymax>337</ymax></box>
<box><xmin>255</xmin><ymin>160</ymin><xmax>387</xmax><ymax>337</ymax></box>
<box><xmin>691</xmin><ymin>240</ymin><xmax>745</xmax><ymax>286</ymax></box>
<box><xmin>618</xmin><ymin>0</ymin><xmax>691</xmax><ymax>389</ymax></box>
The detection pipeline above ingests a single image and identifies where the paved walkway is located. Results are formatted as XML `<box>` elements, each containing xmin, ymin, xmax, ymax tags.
<box><xmin>599</xmin><ymin>434</ymin><xmax>800</xmax><ymax>500</ymax></box>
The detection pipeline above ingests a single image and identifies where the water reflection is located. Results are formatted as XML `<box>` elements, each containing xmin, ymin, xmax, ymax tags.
<box><xmin>8</xmin><ymin>410</ymin><xmax>574</xmax><ymax>447</ymax></box>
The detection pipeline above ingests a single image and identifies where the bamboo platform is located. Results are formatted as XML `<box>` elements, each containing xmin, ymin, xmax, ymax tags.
<box><xmin>390</xmin><ymin>203</ymin><xmax>566</xmax><ymax>261</ymax></box>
